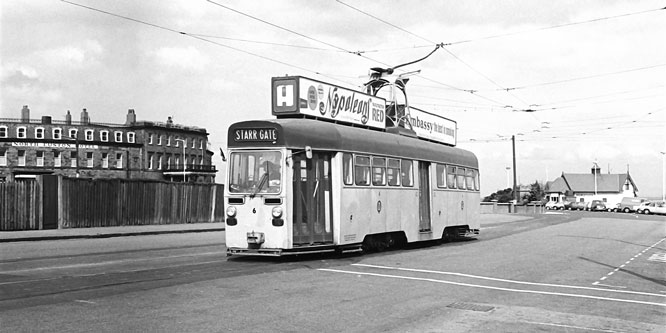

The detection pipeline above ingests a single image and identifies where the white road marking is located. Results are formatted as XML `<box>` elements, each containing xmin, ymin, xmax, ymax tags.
<box><xmin>521</xmin><ymin>321</ymin><xmax>623</xmax><ymax>332</ymax></box>
<box><xmin>73</xmin><ymin>300</ymin><xmax>96</xmax><ymax>304</ymax></box>
<box><xmin>318</xmin><ymin>268</ymin><xmax>666</xmax><ymax>307</ymax></box>
<box><xmin>648</xmin><ymin>253</ymin><xmax>666</xmax><ymax>262</ymax></box>
<box><xmin>352</xmin><ymin>263</ymin><xmax>665</xmax><ymax>298</ymax></box>
<box><xmin>592</xmin><ymin>237</ymin><xmax>666</xmax><ymax>286</ymax></box>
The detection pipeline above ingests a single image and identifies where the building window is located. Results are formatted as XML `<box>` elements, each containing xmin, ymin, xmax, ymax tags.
<box><xmin>0</xmin><ymin>150</ymin><xmax>6</xmax><ymax>166</ymax></box>
<box><xmin>148</xmin><ymin>153</ymin><xmax>154</xmax><ymax>170</ymax></box>
<box><xmin>167</xmin><ymin>136</ymin><xmax>171</xmax><ymax>146</ymax></box>
<box><xmin>127</xmin><ymin>132</ymin><xmax>135</xmax><ymax>143</ymax></box>
<box><xmin>86</xmin><ymin>152</ymin><xmax>93</xmax><ymax>168</ymax></box>
<box><xmin>54</xmin><ymin>151</ymin><xmax>61</xmax><ymax>167</ymax></box>
<box><xmin>102</xmin><ymin>153</ymin><xmax>109</xmax><ymax>168</ymax></box>
<box><xmin>17</xmin><ymin>127</ymin><xmax>27</xmax><ymax>138</ymax></box>
<box><xmin>200</xmin><ymin>140</ymin><xmax>204</xmax><ymax>149</ymax></box>
<box><xmin>85</xmin><ymin>129</ymin><xmax>94</xmax><ymax>141</ymax></box>
<box><xmin>157</xmin><ymin>155</ymin><xmax>163</xmax><ymax>170</ymax></box>
<box><xmin>100</xmin><ymin>131</ymin><xmax>109</xmax><ymax>142</ymax></box>
<box><xmin>116</xmin><ymin>153</ymin><xmax>123</xmax><ymax>168</ymax></box>
<box><xmin>71</xmin><ymin>151</ymin><xmax>77</xmax><ymax>167</ymax></box>
<box><xmin>114</xmin><ymin>131</ymin><xmax>123</xmax><ymax>142</ymax></box>
<box><xmin>148</xmin><ymin>134</ymin><xmax>154</xmax><ymax>145</ymax></box>
<box><xmin>36</xmin><ymin>151</ymin><xmax>44</xmax><ymax>166</ymax></box>
<box><xmin>35</xmin><ymin>127</ymin><xmax>45</xmax><ymax>139</ymax></box>
<box><xmin>191</xmin><ymin>139</ymin><xmax>196</xmax><ymax>148</ymax></box>
<box><xmin>69</xmin><ymin>129</ymin><xmax>78</xmax><ymax>139</ymax></box>
<box><xmin>0</xmin><ymin>126</ymin><xmax>7</xmax><ymax>138</ymax></box>
<box><xmin>18</xmin><ymin>150</ymin><xmax>26</xmax><ymax>166</ymax></box>
<box><xmin>53</xmin><ymin>128</ymin><xmax>62</xmax><ymax>140</ymax></box>
<box><xmin>167</xmin><ymin>155</ymin><xmax>171</xmax><ymax>169</ymax></box>
<box><xmin>157</xmin><ymin>135</ymin><xmax>162</xmax><ymax>146</ymax></box>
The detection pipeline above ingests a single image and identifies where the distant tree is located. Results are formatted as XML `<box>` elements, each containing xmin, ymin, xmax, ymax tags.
<box><xmin>482</xmin><ymin>188</ymin><xmax>514</xmax><ymax>203</ymax></box>
<box><xmin>522</xmin><ymin>181</ymin><xmax>545</xmax><ymax>203</ymax></box>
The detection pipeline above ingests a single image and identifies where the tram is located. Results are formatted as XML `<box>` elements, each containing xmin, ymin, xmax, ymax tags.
<box><xmin>224</xmin><ymin>75</ymin><xmax>479</xmax><ymax>256</ymax></box>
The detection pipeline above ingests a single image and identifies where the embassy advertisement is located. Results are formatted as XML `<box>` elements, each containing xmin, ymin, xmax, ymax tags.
<box><xmin>408</xmin><ymin>107</ymin><xmax>457</xmax><ymax>146</ymax></box>
<box><xmin>272</xmin><ymin>76</ymin><xmax>387</xmax><ymax>130</ymax></box>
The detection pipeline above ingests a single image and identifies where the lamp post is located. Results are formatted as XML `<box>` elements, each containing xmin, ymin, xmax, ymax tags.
<box><xmin>659</xmin><ymin>151</ymin><xmax>666</xmax><ymax>201</ymax></box>
<box><xmin>505</xmin><ymin>167</ymin><xmax>511</xmax><ymax>189</ymax></box>
<box><xmin>175</xmin><ymin>138</ymin><xmax>186</xmax><ymax>183</ymax></box>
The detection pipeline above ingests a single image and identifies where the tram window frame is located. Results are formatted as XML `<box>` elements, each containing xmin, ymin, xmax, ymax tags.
<box><xmin>436</xmin><ymin>164</ymin><xmax>447</xmax><ymax>188</ymax></box>
<box><xmin>465</xmin><ymin>169</ymin><xmax>475</xmax><ymax>190</ymax></box>
<box><xmin>372</xmin><ymin>157</ymin><xmax>387</xmax><ymax>186</ymax></box>
<box><xmin>342</xmin><ymin>153</ymin><xmax>353</xmax><ymax>185</ymax></box>
<box><xmin>447</xmin><ymin>166</ymin><xmax>456</xmax><ymax>189</ymax></box>
<box><xmin>401</xmin><ymin>159</ymin><xmax>414</xmax><ymax>187</ymax></box>
<box><xmin>457</xmin><ymin>167</ymin><xmax>466</xmax><ymax>190</ymax></box>
<box><xmin>387</xmin><ymin>159</ymin><xmax>401</xmax><ymax>186</ymax></box>
<box><xmin>354</xmin><ymin>155</ymin><xmax>371</xmax><ymax>186</ymax></box>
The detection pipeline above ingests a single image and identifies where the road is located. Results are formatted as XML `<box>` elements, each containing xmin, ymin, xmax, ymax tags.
<box><xmin>1</xmin><ymin>211</ymin><xmax>664</xmax><ymax>332</ymax></box>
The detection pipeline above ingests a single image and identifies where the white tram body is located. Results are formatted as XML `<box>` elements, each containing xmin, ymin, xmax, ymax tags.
<box><xmin>225</xmin><ymin>76</ymin><xmax>479</xmax><ymax>256</ymax></box>
<box><xmin>225</xmin><ymin>118</ymin><xmax>480</xmax><ymax>256</ymax></box>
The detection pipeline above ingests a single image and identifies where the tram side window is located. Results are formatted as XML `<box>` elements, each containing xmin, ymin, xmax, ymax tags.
<box><xmin>354</xmin><ymin>155</ymin><xmax>371</xmax><ymax>186</ymax></box>
<box><xmin>387</xmin><ymin>158</ymin><xmax>401</xmax><ymax>186</ymax></box>
<box><xmin>342</xmin><ymin>153</ymin><xmax>353</xmax><ymax>185</ymax></box>
<box><xmin>401</xmin><ymin>159</ymin><xmax>414</xmax><ymax>187</ymax></box>
<box><xmin>466</xmin><ymin>169</ymin><xmax>475</xmax><ymax>190</ymax></box>
<box><xmin>447</xmin><ymin>166</ymin><xmax>456</xmax><ymax>189</ymax></box>
<box><xmin>436</xmin><ymin>164</ymin><xmax>447</xmax><ymax>188</ymax></box>
<box><xmin>474</xmin><ymin>169</ymin><xmax>480</xmax><ymax>191</ymax></box>
<box><xmin>372</xmin><ymin>157</ymin><xmax>386</xmax><ymax>186</ymax></box>
<box><xmin>457</xmin><ymin>167</ymin><xmax>466</xmax><ymax>190</ymax></box>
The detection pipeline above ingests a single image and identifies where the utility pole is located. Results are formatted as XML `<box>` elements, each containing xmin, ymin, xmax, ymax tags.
<box><xmin>512</xmin><ymin>135</ymin><xmax>518</xmax><ymax>203</ymax></box>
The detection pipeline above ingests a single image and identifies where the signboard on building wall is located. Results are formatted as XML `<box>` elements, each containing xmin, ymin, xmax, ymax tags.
<box><xmin>408</xmin><ymin>107</ymin><xmax>457</xmax><ymax>146</ymax></box>
<box><xmin>271</xmin><ymin>76</ymin><xmax>387</xmax><ymax>130</ymax></box>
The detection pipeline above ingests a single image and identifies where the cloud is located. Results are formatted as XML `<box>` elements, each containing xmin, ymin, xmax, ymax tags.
<box><xmin>37</xmin><ymin>40</ymin><xmax>104</xmax><ymax>68</ymax></box>
<box><xmin>152</xmin><ymin>46</ymin><xmax>210</xmax><ymax>71</ymax></box>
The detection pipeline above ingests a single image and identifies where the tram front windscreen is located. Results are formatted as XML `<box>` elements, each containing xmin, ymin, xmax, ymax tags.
<box><xmin>228</xmin><ymin>151</ymin><xmax>282</xmax><ymax>195</ymax></box>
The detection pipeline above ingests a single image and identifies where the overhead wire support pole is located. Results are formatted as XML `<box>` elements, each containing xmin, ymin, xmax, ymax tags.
<box><xmin>512</xmin><ymin>135</ymin><xmax>518</xmax><ymax>204</ymax></box>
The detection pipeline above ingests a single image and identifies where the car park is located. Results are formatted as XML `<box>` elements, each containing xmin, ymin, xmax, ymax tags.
<box><xmin>636</xmin><ymin>201</ymin><xmax>666</xmax><ymax>215</ymax></box>
<box><xmin>545</xmin><ymin>201</ymin><xmax>565</xmax><ymax>210</ymax></box>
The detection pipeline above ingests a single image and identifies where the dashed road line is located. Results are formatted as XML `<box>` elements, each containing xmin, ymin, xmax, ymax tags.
<box><xmin>592</xmin><ymin>237</ymin><xmax>666</xmax><ymax>286</ymax></box>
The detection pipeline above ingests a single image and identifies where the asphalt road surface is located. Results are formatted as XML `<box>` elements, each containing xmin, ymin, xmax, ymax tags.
<box><xmin>1</xmin><ymin>211</ymin><xmax>664</xmax><ymax>332</ymax></box>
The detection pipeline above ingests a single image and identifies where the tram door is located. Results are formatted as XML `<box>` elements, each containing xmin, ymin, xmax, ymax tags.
<box><xmin>418</xmin><ymin>161</ymin><xmax>432</xmax><ymax>232</ymax></box>
<box><xmin>292</xmin><ymin>152</ymin><xmax>333</xmax><ymax>245</ymax></box>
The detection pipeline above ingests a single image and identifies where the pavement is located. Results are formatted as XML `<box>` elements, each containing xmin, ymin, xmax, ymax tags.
<box><xmin>0</xmin><ymin>213</ymin><xmax>536</xmax><ymax>243</ymax></box>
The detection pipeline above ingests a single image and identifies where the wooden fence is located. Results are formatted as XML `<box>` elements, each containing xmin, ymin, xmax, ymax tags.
<box><xmin>0</xmin><ymin>180</ymin><xmax>42</xmax><ymax>231</ymax></box>
<box><xmin>1</xmin><ymin>176</ymin><xmax>225</xmax><ymax>231</ymax></box>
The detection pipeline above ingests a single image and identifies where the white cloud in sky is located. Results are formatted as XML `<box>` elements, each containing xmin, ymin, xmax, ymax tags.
<box><xmin>151</xmin><ymin>46</ymin><xmax>210</xmax><ymax>71</ymax></box>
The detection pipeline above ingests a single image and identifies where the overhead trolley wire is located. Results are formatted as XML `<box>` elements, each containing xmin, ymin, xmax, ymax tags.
<box><xmin>335</xmin><ymin>0</ymin><xmax>533</xmax><ymax>109</ymax></box>
<box><xmin>59</xmin><ymin>0</ymin><xmax>356</xmax><ymax>86</ymax></box>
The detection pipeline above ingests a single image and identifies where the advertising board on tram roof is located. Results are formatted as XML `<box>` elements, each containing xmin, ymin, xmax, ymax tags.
<box><xmin>272</xmin><ymin>76</ymin><xmax>387</xmax><ymax>130</ymax></box>
<box><xmin>271</xmin><ymin>76</ymin><xmax>457</xmax><ymax>146</ymax></box>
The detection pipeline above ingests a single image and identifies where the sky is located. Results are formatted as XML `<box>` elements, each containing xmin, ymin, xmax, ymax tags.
<box><xmin>1</xmin><ymin>0</ymin><xmax>665</xmax><ymax>198</ymax></box>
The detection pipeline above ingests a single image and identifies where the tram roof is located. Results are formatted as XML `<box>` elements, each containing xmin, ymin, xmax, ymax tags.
<box><xmin>228</xmin><ymin>118</ymin><xmax>478</xmax><ymax>168</ymax></box>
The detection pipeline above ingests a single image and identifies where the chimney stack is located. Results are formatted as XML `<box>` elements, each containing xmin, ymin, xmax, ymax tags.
<box><xmin>591</xmin><ymin>162</ymin><xmax>601</xmax><ymax>175</ymax></box>
<box><xmin>21</xmin><ymin>105</ymin><xmax>30</xmax><ymax>122</ymax></box>
<box><xmin>126</xmin><ymin>109</ymin><xmax>136</xmax><ymax>125</ymax></box>
<box><xmin>65</xmin><ymin>110</ymin><xmax>72</xmax><ymax>125</ymax></box>
<box><xmin>81</xmin><ymin>108</ymin><xmax>89</xmax><ymax>124</ymax></box>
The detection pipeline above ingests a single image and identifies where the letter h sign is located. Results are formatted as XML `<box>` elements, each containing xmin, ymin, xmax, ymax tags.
<box><xmin>271</xmin><ymin>77</ymin><xmax>298</xmax><ymax>114</ymax></box>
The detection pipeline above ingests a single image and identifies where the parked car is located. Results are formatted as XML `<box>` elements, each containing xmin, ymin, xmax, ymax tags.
<box><xmin>545</xmin><ymin>201</ymin><xmax>565</xmax><ymax>210</ymax></box>
<box><xmin>636</xmin><ymin>201</ymin><xmax>666</xmax><ymax>215</ymax></box>
<box><xmin>587</xmin><ymin>200</ymin><xmax>607</xmax><ymax>211</ymax></box>
<box><xmin>569</xmin><ymin>201</ymin><xmax>586</xmax><ymax>210</ymax></box>
<box><xmin>616</xmin><ymin>197</ymin><xmax>648</xmax><ymax>213</ymax></box>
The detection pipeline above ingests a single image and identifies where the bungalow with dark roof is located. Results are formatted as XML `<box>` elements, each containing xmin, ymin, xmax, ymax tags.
<box><xmin>544</xmin><ymin>162</ymin><xmax>638</xmax><ymax>208</ymax></box>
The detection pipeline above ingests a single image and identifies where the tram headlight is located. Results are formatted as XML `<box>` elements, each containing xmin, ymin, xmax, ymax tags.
<box><xmin>226</xmin><ymin>206</ymin><xmax>237</xmax><ymax>218</ymax></box>
<box><xmin>272</xmin><ymin>206</ymin><xmax>283</xmax><ymax>218</ymax></box>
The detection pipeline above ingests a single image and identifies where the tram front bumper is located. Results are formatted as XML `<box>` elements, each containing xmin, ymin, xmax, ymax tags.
<box><xmin>247</xmin><ymin>231</ymin><xmax>265</xmax><ymax>245</ymax></box>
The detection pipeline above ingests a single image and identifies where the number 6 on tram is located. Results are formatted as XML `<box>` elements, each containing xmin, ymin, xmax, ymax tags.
<box><xmin>224</xmin><ymin>118</ymin><xmax>480</xmax><ymax>256</ymax></box>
